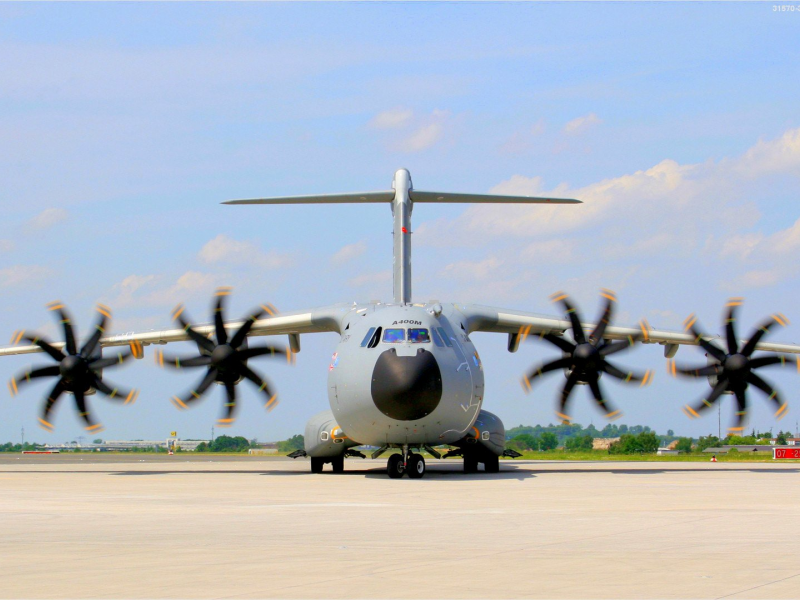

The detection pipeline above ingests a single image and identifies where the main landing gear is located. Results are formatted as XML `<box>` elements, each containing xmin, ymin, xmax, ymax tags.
<box><xmin>387</xmin><ymin>446</ymin><xmax>426</xmax><ymax>479</ymax></box>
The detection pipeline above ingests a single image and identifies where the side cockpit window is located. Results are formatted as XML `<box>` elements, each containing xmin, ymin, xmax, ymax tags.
<box><xmin>360</xmin><ymin>327</ymin><xmax>376</xmax><ymax>347</ymax></box>
<box><xmin>382</xmin><ymin>328</ymin><xmax>405</xmax><ymax>343</ymax></box>
<box><xmin>437</xmin><ymin>327</ymin><xmax>453</xmax><ymax>347</ymax></box>
<box><xmin>408</xmin><ymin>328</ymin><xmax>430</xmax><ymax>343</ymax></box>
<box><xmin>367</xmin><ymin>327</ymin><xmax>383</xmax><ymax>348</ymax></box>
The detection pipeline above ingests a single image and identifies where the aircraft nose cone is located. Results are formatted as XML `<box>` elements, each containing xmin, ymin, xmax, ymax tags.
<box><xmin>371</xmin><ymin>348</ymin><xmax>442</xmax><ymax>421</ymax></box>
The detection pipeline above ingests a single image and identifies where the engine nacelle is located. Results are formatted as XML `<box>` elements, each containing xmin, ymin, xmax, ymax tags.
<box><xmin>304</xmin><ymin>409</ymin><xmax>359</xmax><ymax>458</ymax></box>
<box><xmin>454</xmin><ymin>409</ymin><xmax>506</xmax><ymax>457</ymax></box>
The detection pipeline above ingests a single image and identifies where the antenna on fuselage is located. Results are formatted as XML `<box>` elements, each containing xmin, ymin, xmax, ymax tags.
<box><xmin>223</xmin><ymin>170</ymin><xmax>581</xmax><ymax>305</ymax></box>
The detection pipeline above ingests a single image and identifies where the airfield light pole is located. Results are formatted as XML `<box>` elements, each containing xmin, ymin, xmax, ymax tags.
<box><xmin>718</xmin><ymin>403</ymin><xmax>721</xmax><ymax>440</ymax></box>
<box><xmin>21</xmin><ymin>426</ymin><xmax>24</xmax><ymax>446</ymax></box>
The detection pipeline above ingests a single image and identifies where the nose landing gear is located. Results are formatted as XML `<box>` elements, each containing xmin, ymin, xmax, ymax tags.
<box><xmin>386</xmin><ymin>445</ymin><xmax>426</xmax><ymax>478</ymax></box>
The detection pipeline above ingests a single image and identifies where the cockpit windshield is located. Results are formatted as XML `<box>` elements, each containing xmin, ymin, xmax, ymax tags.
<box><xmin>382</xmin><ymin>328</ymin><xmax>405</xmax><ymax>343</ymax></box>
<box><xmin>408</xmin><ymin>328</ymin><xmax>430</xmax><ymax>343</ymax></box>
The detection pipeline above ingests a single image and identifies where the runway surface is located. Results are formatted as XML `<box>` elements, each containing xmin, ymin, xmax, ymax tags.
<box><xmin>1</xmin><ymin>455</ymin><xmax>799</xmax><ymax>599</ymax></box>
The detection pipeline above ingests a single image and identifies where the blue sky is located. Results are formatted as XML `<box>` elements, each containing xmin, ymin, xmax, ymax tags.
<box><xmin>1</xmin><ymin>2</ymin><xmax>799</xmax><ymax>444</ymax></box>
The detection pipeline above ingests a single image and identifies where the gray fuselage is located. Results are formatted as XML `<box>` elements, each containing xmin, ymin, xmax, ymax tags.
<box><xmin>326</xmin><ymin>302</ymin><xmax>485</xmax><ymax>446</ymax></box>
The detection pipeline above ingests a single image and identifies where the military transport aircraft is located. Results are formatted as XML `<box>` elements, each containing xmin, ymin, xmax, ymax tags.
<box><xmin>2</xmin><ymin>169</ymin><xmax>798</xmax><ymax>478</ymax></box>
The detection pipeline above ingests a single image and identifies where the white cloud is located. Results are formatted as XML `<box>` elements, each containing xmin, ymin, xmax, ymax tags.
<box><xmin>348</xmin><ymin>271</ymin><xmax>391</xmax><ymax>288</ymax></box>
<box><xmin>397</xmin><ymin>123</ymin><xmax>444</xmax><ymax>153</ymax></box>
<box><xmin>369</xmin><ymin>108</ymin><xmax>413</xmax><ymax>130</ymax></box>
<box><xmin>26</xmin><ymin>207</ymin><xmax>69</xmax><ymax>230</ymax></box>
<box><xmin>105</xmin><ymin>271</ymin><xmax>218</xmax><ymax>309</ymax></box>
<box><xmin>198</xmin><ymin>234</ymin><xmax>292</xmax><ymax>269</ymax></box>
<box><xmin>563</xmin><ymin>113</ymin><xmax>601</xmax><ymax>135</ymax></box>
<box><xmin>0</xmin><ymin>265</ymin><xmax>54</xmax><ymax>287</ymax></box>
<box><xmin>331</xmin><ymin>240</ymin><xmax>367</xmax><ymax>266</ymax></box>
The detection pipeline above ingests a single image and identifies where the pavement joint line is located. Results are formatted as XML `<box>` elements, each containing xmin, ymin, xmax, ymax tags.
<box><xmin>714</xmin><ymin>571</ymin><xmax>800</xmax><ymax>599</ymax></box>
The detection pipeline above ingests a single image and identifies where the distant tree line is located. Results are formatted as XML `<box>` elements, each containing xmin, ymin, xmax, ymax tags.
<box><xmin>195</xmin><ymin>435</ymin><xmax>254</xmax><ymax>452</ymax></box>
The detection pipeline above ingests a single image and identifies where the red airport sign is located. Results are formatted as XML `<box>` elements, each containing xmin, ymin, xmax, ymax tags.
<box><xmin>773</xmin><ymin>448</ymin><xmax>800</xmax><ymax>459</ymax></box>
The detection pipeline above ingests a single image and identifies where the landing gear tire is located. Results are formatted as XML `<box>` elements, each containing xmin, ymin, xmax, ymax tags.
<box><xmin>464</xmin><ymin>455</ymin><xmax>478</xmax><ymax>474</ymax></box>
<box><xmin>331</xmin><ymin>456</ymin><xmax>344</xmax><ymax>474</ymax></box>
<box><xmin>483</xmin><ymin>455</ymin><xmax>500</xmax><ymax>473</ymax></box>
<box><xmin>387</xmin><ymin>453</ymin><xmax>405</xmax><ymax>478</ymax></box>
<box><xmin>311</xmin><ymin>457</ymin><xmax>325</xmax><ymax>474</ymax></box>
<box><xmin>407</xmin><ymin>454</ymin><xmax>425</xmax><ymax>479</ymax></box>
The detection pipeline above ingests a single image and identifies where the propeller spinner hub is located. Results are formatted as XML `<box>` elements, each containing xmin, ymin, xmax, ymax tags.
<box><xmin>725</xmin><ymin>353</ymin><xmax>748</xmax><ymax>373</ymax></box>
<box><xmin>210</xmin><ymin>344</ymin><xmax>236</xmax><ymax>369</ymax></box>
<box><xmin>59</xmin><ymin>354</ymin><xmax>88</xmax><ymax>383</ymax></box>
<box><xmin>573</xmin><ymin>343</ymin><xmax>598</xmax><ymax>363</ymax></box>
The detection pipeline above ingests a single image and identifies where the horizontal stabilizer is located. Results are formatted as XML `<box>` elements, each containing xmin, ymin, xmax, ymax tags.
<box><xmin>225</xmin><ymin>190</ymin><xmax>580</xmax><ymax>205</ymax></box>
<box><xmin>410</xmin><ymin>190</ymin><xmax>581</xmax><ymax>204</ymax></box>
<box><xmin>223</xmin><ymin>191</ymin><xmax>394</xmax><ymax>205</ymax></box>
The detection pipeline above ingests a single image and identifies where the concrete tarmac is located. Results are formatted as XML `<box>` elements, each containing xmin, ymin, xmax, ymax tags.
<box><xmin>1</xmin><ymin>455</ymin><xmax>799</xmax><ymax>599</ymax></box>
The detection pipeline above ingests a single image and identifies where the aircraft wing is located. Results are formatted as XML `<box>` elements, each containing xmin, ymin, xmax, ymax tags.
<box><xmin>456</xmin><ymin>303</ymin><xmax>800</xmax><ymax>356</ymax></box>
<box><xmin>0</xmin><ymin>303</ymin><xmax>351</xmax><ymax>358</ymax></box>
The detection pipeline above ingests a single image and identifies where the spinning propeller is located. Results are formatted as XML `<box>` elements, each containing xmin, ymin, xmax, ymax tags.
<box><xmin>156</xmin><ymin>287</ymin><xmax>294</xmax><ymax>426</ymax></box>
<box><xmin>8</xmin><ymin>302</ymin><xmax>140</xmax><ymax>432</ymax></box>
<box><xmin>520</xmin><ymin>290</ymin><xmax>653</xmax><ymax>423</ymax></box>
<box><xmin>669</xmin><ymin>298</ymin><xmax>791</xmax><ymax>434</ymax></box>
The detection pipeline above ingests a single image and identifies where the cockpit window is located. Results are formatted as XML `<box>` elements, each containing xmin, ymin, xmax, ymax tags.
<box><xmin>382</xmin><ymin>328</ymin><xmax>405</xmax><ymax>343</ymax></box>
<box><xmin>408</xmin><ymin>328</ymin><xmax>430</xmax><ymax>343</ymax></box>
<box><xmin>437</xmin><ymin>327</ymin><xmax>453</xmax><ymax>347</ymax></box>
<box><xmin>360</xmin><ymin>327</ymin><xmax>376</xmax><ymax>347</ymax></box>
<box><xmin>430</xmin><ymin>328</ymin><xmax>444</xmax><ymax>347</ymax></box>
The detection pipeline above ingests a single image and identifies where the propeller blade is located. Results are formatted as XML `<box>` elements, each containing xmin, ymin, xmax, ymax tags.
<box><xmin>73</xmin><ymin>389</ymin><xmax>104</xmax><ymax>433</ymax></box>
<box><xmin>238</xmin><ymin>364</ymin><xmax>279</xmax><ymax>411</ymax></box>
<box><xmin>667</xmin><ymin>361</ymin><xmax>722</xmax><ymax>378</ymax></box>
<box><xmin>729</xmin><ymin>386</ymin><xmax>747</xmax><ymax>434</ymax></box>
<box><xmin>237</xmin><ymin>345</ymin><xmax>289</xmax><ymax>362</ymax></box>
<box><xmin>172</xmin><ymin>305</ymin><xmax>215</xmax><ymax>354</ymax></box>
<box><xmin>748</xmin><ymin>355</ymin><xmax>790</xmax><ymax>370</ymax></box>
<box><xmin>80</xmin><ymin>304</ymin><xmax>111</xmax><ymax>358</ymax></box>
<box><xmin>682</xmin><ymin>378</ymin><xmax>728</xmax><ymax>419</ymax></box>
<box><xmin>16</xmin><ymin>333</ymin><xmax>65</xmax><ymax>362</ymax></box>
<box><xmin>539</xmin><ymin>333</ymin><xmax>576</xmax><ymax>354</ymax></box>
<box><xmin>724</xmin><ymin>298</ymin><xmax>742</xmax><ymax>354</ymax></box>
<box><xmin>217</xmin><ymin>381</ymin><xmax>238</xmax><ymax>427</ymax></box>
<box><xmin>89</xmin><ymin>350</ymin><xmax>133</xmax><ymax>371</ymax></box>
<box><xmin>588</xmin><ymin>376</ymin><xmax>622</xmax><ymax>420</ymax></box>
<box><xmin>90</xmin><ymin>376</ymin><xmax>139</xmax><ymax>405</ymax></box>
<box><xmin>521</xmin><ymin>357</ymin><xmax>572</xmax><ymax>392</ymax></box>
<box><xmin>170</xmin><ymin>368</ymin><xmax>218</xmax><ymax>410</ymax></box>
<box><xmin>230</xmin><ymin>305</ymin><xmax>277</xmax><ymax>349</ymax></box>
<box><xmin>39</xmin><ymin>380</ymin><xmax>66</xmax><ymax>431</ymax></box>
<box><xmin>551</xmin><ymin>292</ymin><xmax>586</xmax><ymax>344</ymax></box>
<box><xmin>155</xmin><ymin>350</ymin><xmax>213</xmax><ymax>369</ymax></box>
<box><xmin>8</xmin><ymin>366</ymin><xmax>61</xmax><ymax>397</ymax></box>
<box><xmin>590</xmin><ymin>289</ymin><xmax>615</xmax><ymax>343</ymax></box>
<box><xmin>740</xmin><ymin>314</ymin><xmax>789</xmax><ymax>357</ymax></box>
<box><xmin>684</xmin><ymin>314</ymin><xmax>727</xmax><ymax>362</ymax></box>
<box><xmin>213</xmin><ymin>288</ymin><xmax>231</xmax><ymax>345</ymax></box>
<box><xmin>556</xmin><ymin>371</ymin><xmax>581</xmax><ymax>423</ymax></box>
<box><xmin>602</xmin><ymin>361</ymin><xmax>653</xmax><ymax>386</ymax></box>
<box><xmin>598</xmin><ymin>335</ymin><xmax>640</xmax><ymax>357</ymax></box>
<box><xmin>746</xmin><ymin>371</ymin><xmax>786</xmax><ymax>418</ymax></box>
<box><xmin>48</xmin><ymin>302</ymin><xmax>77</xmax><ymax>355</ymax></box>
